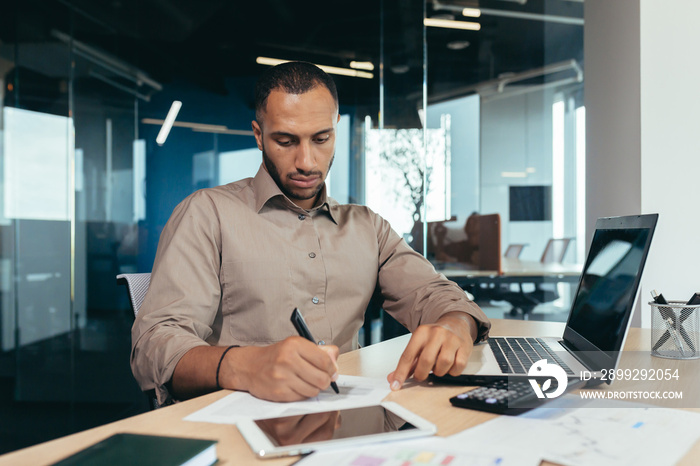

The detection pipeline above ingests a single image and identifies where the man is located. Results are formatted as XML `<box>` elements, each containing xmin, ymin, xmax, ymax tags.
<box><xmin>131</xmin><ymin>62</ymin><xmax>490</xmax><ymax>405</ymax></box>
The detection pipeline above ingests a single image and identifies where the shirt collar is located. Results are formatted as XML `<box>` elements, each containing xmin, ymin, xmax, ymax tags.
<box><xmin>252</xmin><ymin>164</ymin><xmax>339</xmax><ymax>224</ymax></box>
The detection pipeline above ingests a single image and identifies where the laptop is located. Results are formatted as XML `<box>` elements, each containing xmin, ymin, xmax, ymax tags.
<box><xmin>436</xmin><ymin>213</ymin><xmax>658</xmax><ymax>386</ymax></box>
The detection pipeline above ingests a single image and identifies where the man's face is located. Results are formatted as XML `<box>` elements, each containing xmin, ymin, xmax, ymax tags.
<box><xmin>252</xmin><ymin>86</ymin><xmax>340</xmax><ymax>210</ymax></box>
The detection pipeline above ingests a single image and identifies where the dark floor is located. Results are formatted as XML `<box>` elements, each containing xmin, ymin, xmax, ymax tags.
<box><xmin>0</xmin><ymin>311</ymin><xmax>150</xmax><ymax>455</ymax></box>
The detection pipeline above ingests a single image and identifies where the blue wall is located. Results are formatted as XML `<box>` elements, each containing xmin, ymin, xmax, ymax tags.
<box><xmin>138</xmin><ymin>77</ymin><xmax>259</xmax><ymax>271</ymax></box>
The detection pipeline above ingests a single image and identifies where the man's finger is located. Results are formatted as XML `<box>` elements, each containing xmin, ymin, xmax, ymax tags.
<box><xmin>293</xmin><ymin>353</ymin><xmax>338</xmax><ymax>393</ymax></box>
<box><xmin>411</xmin><ymin>338</ymin><xmax>442</xmax><ymax>381</ymax></box>
<box><xmin>448</xmin><ymin>346</ymin><xmax>469</xmax><ymax>376</ymax></box>
<box><xmin>296</xmin><ymin>341</ymin><xmax>339</xmax><ymax>377</ymax></box>
<box><xmin>318</xmin><ymin>345</ymin><xmax>340</xmax><ymax>380</ymax></box>
<box><xmin>429</xmin><ymin>332</ymin><xmax>465</xmax><ymax>376</ymax></box>
<box><xmin>389</xmin><ymin>336</ymin><xmax>425</xmax><ymax>390</ymax></box>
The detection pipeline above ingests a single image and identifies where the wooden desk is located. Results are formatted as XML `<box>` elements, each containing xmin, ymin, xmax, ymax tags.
<box><xmin>2</xmin><ymin>319</ymin><xmax>698</xmax><ymax>465</ymax></box>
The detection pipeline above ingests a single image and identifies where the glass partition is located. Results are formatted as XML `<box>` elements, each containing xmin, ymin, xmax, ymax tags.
<box><xmin>0</xmin><ymin>0</ymin><xmax>584</xmax><ymax>454</ymax></box>
<box><xmin>368</xmin><ymin>0</ymin><xmax>428</xmax><ymax>246</ymax></box>
<box><xmin>0</xmin><ymin>0</ymin><xmax>151</xmax><ymax>450</ymax></box>
<box><xmin>1</xmin><ymin>0</ymin><xmax>74</xmax><ymax>406</ymax></box>
<box><xmin>424</xmin><ymin>0</ymin><xmax>585</xmax><ymax>320</ymax></box>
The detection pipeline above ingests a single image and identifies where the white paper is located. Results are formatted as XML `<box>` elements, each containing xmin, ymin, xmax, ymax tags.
<box><xmin>296</xmin><ymin>436</ymin><xmax>540</xmax><ymax>466</ymax></box>
<box><xmin>184</xmin><ymin>375</ymin><xmax>391</xmax><ymax>424</ymax></box>
<box><xmin>448</xmin><ymin>395</ymin><xmax>700</xmax><ymax>466</ymax></box>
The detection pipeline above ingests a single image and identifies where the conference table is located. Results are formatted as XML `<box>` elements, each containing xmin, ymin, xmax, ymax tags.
<box><xmin>2</xmin><ymin>319</ymin><xmax>698</xmax><ymax>465</ymax></box>
<box><xmin>438</xmin><ymin>258</ymin><xmax>583</xmax><ymax>315</ymax></box>
<box><xmin>438</xmin><ymin>257</ymin><xmax>583</xmax><ymax>286</ymax></box>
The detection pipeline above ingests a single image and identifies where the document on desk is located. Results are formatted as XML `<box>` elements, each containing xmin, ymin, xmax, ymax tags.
<box><xmin>295</xmin><ymin>436</ymin><xmax>540</xmax><ymax>466</ymax></box>
<box><xmin>448</xmin><ymin>395</ymin><xmax>700</xmax><ymax>466</ymax></box>
<box><xmin>184</xmin><ymin>375</ymin><xmax>391</xmax><ymax>424</ymax></box>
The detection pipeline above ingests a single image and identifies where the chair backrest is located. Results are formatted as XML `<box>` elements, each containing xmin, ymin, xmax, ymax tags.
<box><xmin>116</xmin><ymin>273</ymin><xmax>159</xmax><ymax>410</ymax></box>
<box><xmin>504</xmin><ymin>243</ymin><xmax>527</xmax><ymax>258</ymax></box>
<box><xmin>116</xmin><ymin>273</ymin><xmax>151</xmax><ymax>318</ymax></box>
<box><xmin>540</xmin><ymin>238</ymin><xmax>573</xmax><ymax>264</ymax></box>
<box><xmin>476</xmin><ymin>213</ymin><xmax>502</xmax><ymax>272</ymax></box>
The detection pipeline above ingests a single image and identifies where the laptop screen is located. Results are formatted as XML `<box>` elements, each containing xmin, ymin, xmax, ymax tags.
<box><xmin>566</xmin><ymin>226</ymin><xmax>652</xmax><ymax>352</ymax></box>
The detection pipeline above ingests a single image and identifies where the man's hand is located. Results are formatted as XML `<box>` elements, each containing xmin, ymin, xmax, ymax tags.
<box><xmin>223</xmin><ymin>337</ymin><xmax>339</xmax><ymax>402</ymax></box>
<box><xmin>387</xmin><ymin>312</ymin><xmax>476</xmax><ymax>391</ymax></box>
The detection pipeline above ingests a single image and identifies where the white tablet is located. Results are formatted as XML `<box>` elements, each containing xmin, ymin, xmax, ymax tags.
<box><xmin>237</xmin><ymin>402</ymin><xmax>437</xmax><ymax>458</ymax></box>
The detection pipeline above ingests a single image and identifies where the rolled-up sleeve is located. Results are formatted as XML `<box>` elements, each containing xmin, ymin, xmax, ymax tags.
<box><xmin>131</xmin><ymin>191</ymin><xmax>223</xmax><ymax>405</ymax></box>
<box><xmin>372</xmin><ymin>211</ymin><xmax>491</xmax><ymax>342</ymax></box>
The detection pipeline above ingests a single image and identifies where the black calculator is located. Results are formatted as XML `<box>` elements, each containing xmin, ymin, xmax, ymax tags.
<box><xmin>449</xmin><ymin>379</ymin><xmax>552</xmax><ymax>415</ymax></box>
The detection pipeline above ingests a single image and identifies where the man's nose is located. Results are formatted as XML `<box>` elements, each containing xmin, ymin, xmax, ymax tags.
<box><xmin>295</xmin><ymin>141</ymin><xmax>315</xmax><ymax>172</ymax></box>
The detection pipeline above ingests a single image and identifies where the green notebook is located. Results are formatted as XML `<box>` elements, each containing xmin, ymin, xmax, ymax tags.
<box><xmin>51</xmin><ymin>433</ymin><xmax>217</xmax><ymax>466</ymax></box>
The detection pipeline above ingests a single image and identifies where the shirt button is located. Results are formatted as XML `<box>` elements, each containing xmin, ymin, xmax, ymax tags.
<box><xmin>298</xmin><ymin>214</ymin><xmax>306</xmax><ymax>220</ymax></box>
<box><xmin>309</xmin><ymin>252</ymin><xmax>316</xmax><ymax>258</ymax></box>
<box><xmin>312</xmin><ymin>296</ymin><xmax>319</xmax><ymax>304</ymax></box>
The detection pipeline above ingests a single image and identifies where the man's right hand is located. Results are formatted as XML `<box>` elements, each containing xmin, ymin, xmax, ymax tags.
<box><xmin>222</xmin><ymin>337</ymin><xmax>339</xmax><ymax>402</ymax></box>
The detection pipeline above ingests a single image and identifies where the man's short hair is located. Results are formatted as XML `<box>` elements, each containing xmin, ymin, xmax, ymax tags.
<box><xmin>255</xmin><ymin>62</ymin><xmax>338</xmax><ymax>122</ymax></box>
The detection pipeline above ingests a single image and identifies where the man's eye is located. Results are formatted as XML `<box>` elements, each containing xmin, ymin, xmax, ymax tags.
<box><xmin>314</xmin><ymin>136</ymin><xmax>330</xmax><ymax>144</ymax></box>
<box><xmin>277</xmin><ymin>140</ymin><xmax>292</xmax><ymax>146</ymax></box>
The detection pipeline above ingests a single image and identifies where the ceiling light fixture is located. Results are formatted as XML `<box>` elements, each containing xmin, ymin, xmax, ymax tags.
<box><xmin>447</xmin><ymin>40</ymin><xmax>470</xmax><ymax>50</ymax></box>
<box><xmin>424</xmin><ymin>18</ymin><xmax>481</xmax><ymax>31</ymax></box>
<box><xmin>350</xmin><ymin>61</ymin><xmax>375</xmax><ymax>71</ymax></box>
<box><xmin>256</xmin><ymin>57</ymin><xmax>374</xmax><ymax>79</ymax></box>
<box><xmin>155</xmin><ymin>100</ymin><xmax>182</xmax><ymax>145</ymax></box>
<box><xmin>391</xmin><ymin>64</ymin><xmax>410</xmax><ymax>74</ymax></box>
<box><xmin>462</xmin><ymin>7</ymin><xmax>481</xmax><ymax>18</ymax></box>
<box><xmin>501</xmin><ymin>171</ymin><xmax>528</xmax><ymax>178</ymax></box>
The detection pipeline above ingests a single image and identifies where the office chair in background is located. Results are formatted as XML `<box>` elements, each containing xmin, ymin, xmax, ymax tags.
<box><xmin>504</xmin><ymin>243</ymin><xmax>527</xmax><ymax>259</ymax></box>
<box><xmin>116</xmin><ymin>272</ymin><xmax>159</xmax><ymax>409</ymax></box>
<box><xmin>540</xmin><ymin>238</ymin><xmax>573</xmax><ymax>264</ymax></box>
<box><xmin>500</xmin><ymin>238</ymin><xmax>573</xmax><ymax>316</ymax></box>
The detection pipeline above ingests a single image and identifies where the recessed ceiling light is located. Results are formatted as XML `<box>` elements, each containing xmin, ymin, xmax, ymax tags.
<box><xmin>391</xmin><ymin>64</ymin><xmax>410</xmax><ymax>74</ymax></box>
<box><xmin>501</xmin><ymin>171</ymin><xmax>528</xmax><ymax>178</ymax></box>
<box><xmin>424</xmin><ymin>18</ymin><xmax>481</xmax><ymax>31</ymax></box>
<box><xmin>462</xmin><ymin>8</ymin><xmax>481</xmax><ymax>18</ymax></box>
<box><xmin>350</xmin><ymin>61</ymin><xmax>374</xmax><ymax>71</ymax></box>
<box><xmin>447</xmin><ymin>40</ymin><xmax>471</xmax><ymax>50</ymax></box>
<box><xmin>256</xmin><ymin>57</ymin><xmax>373</xmax><ymax>79</ymax></box>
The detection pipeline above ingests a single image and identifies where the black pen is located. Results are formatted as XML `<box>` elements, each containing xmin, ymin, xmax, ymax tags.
<box><xmin>290</xmin><ymin>308</ymin><xmax>339</xmax><ymax>394</ymax></box>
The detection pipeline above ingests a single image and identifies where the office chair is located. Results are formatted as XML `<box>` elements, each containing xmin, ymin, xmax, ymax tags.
<box><xmin>504</xmin><ymin>243</ymin><xmax>527</xmax><ymax>259</ymax></box>
<box><xmin>501</xmin><ymin>238</ymin><xmax>573</xmax><ymax>316</ymax></box>
<box><xmin>116</xmin><ymin>273</ymin><xmax>151</xmax><ymax>317</ymax></box>
<box><xmin>116</xmin><ymin>273</ymin><xmax>159</xmax><ymax>409</ymax></box>
<box><xmin>541</xmin><ymin>238</ymin><xmax>572</xmax><ymax>263</ymax></box>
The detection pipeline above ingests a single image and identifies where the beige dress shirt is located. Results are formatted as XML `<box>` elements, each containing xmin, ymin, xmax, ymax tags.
<box><xmin>131</xmin><ymin>165</ymin><xmax>490</xmax><ymax>404</ymax></box>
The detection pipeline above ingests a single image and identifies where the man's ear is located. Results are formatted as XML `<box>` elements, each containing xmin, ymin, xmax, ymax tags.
<box><xmin>251</xmin><ymin>120</ymin><xmax>264</xmax><ymax>151</ymax></box>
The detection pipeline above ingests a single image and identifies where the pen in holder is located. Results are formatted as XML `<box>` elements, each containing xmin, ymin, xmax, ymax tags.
<box><xmin>650</xmin><ymin>301</ymin><xmax>700</xmax><ymax>359</ymax></box>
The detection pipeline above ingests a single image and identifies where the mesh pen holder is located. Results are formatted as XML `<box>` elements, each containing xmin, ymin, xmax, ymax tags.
<box><xmin>650</xmin><ymin>301</ymin><xmax>700</xmax><ymax>359</ymax></box>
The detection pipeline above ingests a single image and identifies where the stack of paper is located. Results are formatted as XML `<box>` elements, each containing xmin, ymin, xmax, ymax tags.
<box><xmin>184</xmin><ymin>375</ymin><xmax>391</xmax><ymax>424</ymax></box>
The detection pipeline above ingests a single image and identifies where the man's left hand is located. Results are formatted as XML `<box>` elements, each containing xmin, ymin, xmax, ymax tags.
<box><xmin>387</xmin><ymin>312</ymin><xmax>477</xmax><ymax>391</ymax></box>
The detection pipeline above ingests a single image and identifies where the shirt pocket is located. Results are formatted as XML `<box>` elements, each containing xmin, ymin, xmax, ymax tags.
<box><xmin>221</xmin><ymin>259</ymin><xmax>293</xmax><ymax>344</ymax></box>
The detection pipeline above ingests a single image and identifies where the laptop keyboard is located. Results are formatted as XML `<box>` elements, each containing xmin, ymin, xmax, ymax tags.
<box><xmin>488</xmin><ymin>337</ymin><xmax>576</xmax><ymax>375</ymax></box>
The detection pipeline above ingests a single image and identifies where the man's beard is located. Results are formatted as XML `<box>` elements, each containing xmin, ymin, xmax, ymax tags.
<box><xmin>262</xmin><ymin>144</ymin><xmax>334</xmax><ymax>204</ymax></box>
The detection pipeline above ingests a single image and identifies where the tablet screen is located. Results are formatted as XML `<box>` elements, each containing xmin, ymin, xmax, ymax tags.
<box><xmin>253</xmin><ymin>405</ymin><xmax>415</xmax><ymax>447</ymax></box>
